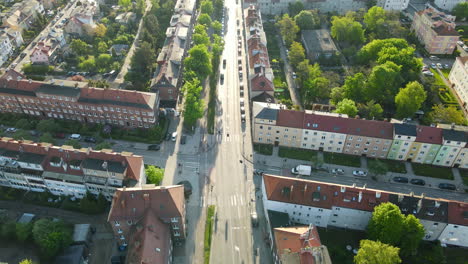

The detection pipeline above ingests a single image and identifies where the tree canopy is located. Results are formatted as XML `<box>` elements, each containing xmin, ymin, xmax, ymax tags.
<box><xmin>70</xmin><ymin>39</ymin><xmax>88</xmax><ymax>55</ymax></box>
<box><xmin>354</xmin><ymin>240</ymin><xmax>402</xmax><ymax>264</ymax></box>
<box><xmin>294</xmin><ymin>10</ymin><xmax>320</xmax><ymax>30</ymax></box>
<box><xmin>288</xmin><ymin>0</ymin><xmax>304</xmax><ymax>17</ymax></box>
<box><xmin>334</xmin><ymin>99</ymin><xmax>358</xmax><ymax>117</ymax></box>
<box><xmin>288</xmin><ymin>41</ymin><xmax>305</xmax><ymax>68</ymax></box>
<box><xmin>365</xmin><ymin>61</ymin><xmax>402</xmax><ymax>106</ymax></box>
<box><xmin>277</xmin><ymin>14</ymin><xmax>299</xmax><ymax>47</ymax></box>
<box><xmin>198</xmin><ymin>13</ymin><xmax>212</xmax><ymax>27</ymax></box>
<box><xmin>32</xmin><ymin>219</ymin><xmax>72</xmax><ymax>259</ymax></box>
<box><xmin>428</xmin><ymin>104</ymin><xmax>467</xmax><ymax>125</ymax></box>
<box><xmin>200</xmin><ymin>0</ymin><xmax>213</xmax><ymax>16</ymax></box>
<box><xmin>453</xmin><ymin>2</ymin><xmax>468</xmax><ymax>21</ymax></box>
<box><xmin>146</xmin><ymin>165</ymin><xmax>164</xmax><ymax>185</ymax></box>
<box><xmin>184</xmin><ymin>45</ymin><xmax>212</xmax><ymax>79</ymax></box>
<box><xmin>395</xmin><ymin>81</ymin><xmax>426</xmax><ymax>118</ymax></box>
<box><xmin>182</xmin><ymin>77</ymin><xmax>204</xmax><ymax>128</ymax></box>
<box><xmin>331</xmin><ymin>16</ymin><xmax>366</xmax><ymax>46</ymax></box>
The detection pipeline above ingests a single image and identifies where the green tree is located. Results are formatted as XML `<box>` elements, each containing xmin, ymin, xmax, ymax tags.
<box><xmin>331</xmin><ymin>16</ymin><xmax>365</xmax><ymax>45</ymax></box>
<box><xmin>453</xmin><ymin>2</ymin><xmax>468</xmax><ymax>21</ymax></box>
<box><xmin>288</xmin><ymin>41</ymin><xmax>305</xmax><ymax>68</ymax></box>
<box><xmin>395</xmin><ymin>81</ymin><xmax>427</xmax><ymax>118</ymax></box>
<box><xmin>32</xmin><ymin>219</ymin><xmax>72</xmax><ymax>259</ymax></box>
<box><xmin>334</xmin><ymin>99</ymin><xmax>358</xmax><ymax>117</ymax></box>
<box><xmin>198</xmin><ymin>13</ymin><xmax>212</xmax><ymax>27</ymax></box>
<box><xmin>97</xmin><ymin>41</ymin><xmax>108</xmax><ymax>53</ymax></box>
<box><xmin>342</xmin><ymin>73</ymin><xmax>366</xmax><ymax>102</ymax></box>
<box><xmin>330</xmin><ymin>86</ymin><xmax>345</xmax><ymax>105</ymax></box>
<box><xmin>94</xmin><ymin>24</ymin><xmax>107</xmax><ymax>37</ymax></box>
<box><xmin>212</xmin><ymin>20</ymin><xmax>223</xmax><ymax>35</ymax></box>
<box><xmin>1</xmin><ymin>221</ymin><xmax>16</xmax><ymax>240</ymax></box>
<box><xmin>364</xmin><ymin>6</ymin><xmax>386</xmax><ymax>33</ymax></box>
<box><xmin>118</xmin><ymin>0</ymin><xmax>131</xmax><ymax>8</ymax></box>
<box><xmin>16</xmin><ymin>222</ymin><xmax>32</xmax><ymax>242</ymax></box>
<box><xmin>79</xmin><ymin>57</ymin><xmax>96</xmax><ymax>72</ymax></box>
<box><xmin>70</xmin><ymin>39</ymin><xmax>88</xmax><ymax>55</ymax></box>
<box><xmin>136</xmin><ymin>0</ymin><xmax>146</xmax><ymax>16</ymax></box>
<box><xmin>146</xmin><ymin>165</ymin><xmax>164</xmax><ymax>185</ymax></box>
<box><xmin>96</xmin><ymin>54</ymin><xmax>112</xmax><ymax>71</ymax></box>
<box><xmin>288</xmin><ymin>0</ymin><xmax>304</xmax><ymax>17</ymax></box>
<box><xmin>400</xmin><ymin>214</ymin><xmax>425</xmax><ymax>256</ymax></box>
<box><xmin>37</xmin><ymin>119</ymin><xmax>59</xmax><ymax>133</ymax></box>
<box><xmin>184</xmin><ymin>45</ymin><xmax>212</xmax><ymax>79</ymax></box>
<box><xmin>64</xmin><ymin>140</ymin><xmax>82</xmax><ymax>149</ymax></box>
<box><xmin>368</xmin><ymin>202</ymin><xmax>405</xmax><ymax>245</ymax></box>
<box><xmin>354</xmin><ymin>240</ymin><xmax>402</xmax><ymax>264</ymax></box>
<box><xmin>192</xmin><ymin>25</ymin><xmax>210</xmax><ymax>46</ymax></box>
<box><xmin>368</xmin><ymin>158</ymin><xmax>388</xmax><ymax>176</ymax></box>
<box><xmin>294</xmin><ymin>10</ymin><xmax>320</xmax><ymax>30</ymax></box>
<box><xmin>277</xmin><ymin>14</ymin><xmax>300</xmax><ymax>47</ymax></box>
<box><xmin>359</xmin><ymin>100</ymin><xmax>384</xmax><ymax>120</ymax></box>
<box><xmin>428</xmin><ymin>104</ymin><xmax>466</xmax><ymax>125</ymax></box>
<box><xmin>94</xmin><ymin>142</ymin><xmax>112</xmax><ymax>150</ymax></box>
<box><xmin>13</xmin><ymin>130</ymin><xmax>32</xmax><ymax>141</ymax></box>
<box><xmin>182</xmin><ymin>78</ymin><xmax>205</xmax><ymax>128</ymax></box>
<box><xmin>212</xmin><ymin>34</ymin><xmax>225</xmax><ymax>58</ymax></box>
<box><xmin>15</xmin><ymin>118</ymin><xmax>33</xmax><ymax>130</ymax></box>
<box><xmin>80</xmin><ymin>192</ymin><xmax>108</xmax><ymax>214</ymax></box>
<box><xmin>19</xmin><ymin>260</ymin><xmax>35</xmax><ymax>264</ymax></box>
<box><xmin>365</xmin><ymin>61</ymin><xmax>402</xmax><ymax>106</ymax></box>
<box><xmin>200</xmin><ymin>0</ymin><xmax>213</xmax><ymax>16</ymax></box>
<box><xmin>39</xmin><ymin>132</ymin><xmax>56</xmax><ymax>145</ymax></box>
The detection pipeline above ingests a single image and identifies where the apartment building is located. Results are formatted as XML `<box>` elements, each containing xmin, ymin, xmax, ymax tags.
<box><xmin>376</xmin><ymin>0</ymin><xmax>409</xmax><ymax>11</ymax></box>
<box><xmin>434</xmin><ymin>0</ymin><xmax>465</xmax><ymax>11</ymax></box>
<box><xmin>454</xmin><ymin>147</ymin><xmax>468</xmax><ymax>169</ymax></box>
<box><xmin>150</xmin><ymin>0</ymin><xmax>196</xmax><ymax>107</ymax></box>
<box><xmin>107</xmin><ymin>185</ymin><xmax>186</xmax><ymax>263</ymax></box>
<box><xmin>387</xmin><ymin>123</ymin><xmax>417</xmax><ymax>161</ymax></box>
<box><xmin>411</xmin><ymin>7</ymin><xmax>459</xmax><ymax>55</ymax></box>
<box><xmin>262</xmin><ymin>174</ymin><xmax>468</xmax><ymax>247</ymax></box>
<box><xmin>0</xmin><ymin>34</ymin><xmax>13</xmax><ymax>67</ymax></box>
<box><xmin>449</xmin><ymin>56</ymin><xmax>468</xmax><ymax>113</ymax></box>
<box><xmin>0</xmin><ymin>138</ymin><xmax>144</xmax><ymax>201</ymax></box>
<box><xmin>407</xmin><ymin>125</ymin><xmax>442</xmax><ymax>164</ymax></box>
<box><xmin>0</xmin><ymin>72</ymin><xmax>159</xmax><ymax>129</ymax></box>
<box><xmin>245</xmin><ymin>0</ymin><xmax>367</xmax><ymax>15</ymax></box>
<box><xmin>302</xmin><ymin>113</ymin><xmax>348</xmax><ymax>154</ymax></box>
<box><xmin>433</xmin><ymin>129</ymin><xmax>467</xmax><ymax>167</ymax></box>
<box><xmin>1</xmin><ymin>0</ymin><xmax>44</xmax><ymax>32</ymax></box>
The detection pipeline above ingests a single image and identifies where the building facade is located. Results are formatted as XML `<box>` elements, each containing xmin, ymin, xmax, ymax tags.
<box><xmin>434</xmin><ymin>0</ymin><xmax>465</xmax><ymax>11</ymax></box>
<box><xmin>449</xmin><ymin>56</ymin><xmax>468</xmax><ymax>114</ymax></box>
<box><xmin>433</xmin><ymin>129</ymin><xmax>467</xmax><ymax>167</ymax></box>
<box><xmin>0</xmin><ymin>138</ymin><xmax>144</xmax><ymax>201</ymax></box>
<box><xmin>411</xmin><ymin>8</ymin><xmax>459</xmax><ymax>55</ymax></box>
<box><xmin>246</xmin><ymin>0</ymin><xmax>367</xmax><ymax>15</ymax></box>
<box><xmin>0</xmin><ymin>35</ymin><xmax>13</xmax><ymax>67</ymax></box>
<box><xmin>263</xmin><ymin>174</ymin><xmax>468</xmax><ymax>247</ymax></box>
<box><xmin>376</xmin><ymin>0</ymin><xmax>409</xmax><ymax>11</ymax></box>
<box><xmin>0</xmin><ymin>73</ymin><xmax>159</xmax><ymax>129</ymax></box>
<box><xmin>407</xmin><ymin>126</ymin><xmax>442</xmax><ymax>164</ymax></box>
<box><xmin>387</xmin><ymin>124</ymin><xmax>417</xmax><ymax>161</ymax></box>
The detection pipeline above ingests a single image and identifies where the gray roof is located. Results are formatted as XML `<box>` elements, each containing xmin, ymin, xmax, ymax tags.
<box><xmin>17</xmin><ymin>152</ymin><xmax>46</xmax><ymax>164</ymax></box>
<box><xmin>267</xmin><ymin>210</ymin><xmax>290</xmax><ymax>229</ymax></box>
<box><xmin>255</xmin><ymin>107</ymin><xmax>278</xmax><ymax>121</ymax></box>
<box><xmin>394</xmin><ymin>123</ymin><xmax>417</xmax><ymax>136</ymax></box>
<box><xmin>0</xmin><ymin>87</ymin><xmax>36</xmax><ymax>97</ymax></box>
<box><xmin>78</xmin><ymin>97</ymin><xmax>151</xmax><ymax>109</ymax></box>
<box><xmin>442</xmin><ymin>129</ymin><xmax>467</xmax><ymax>142</ymax></box>
<box><xmin>82</xmin><ymin>158</ymin><xmax>126</xmax><ymax>173</ymax></box>
<box><xmin>302</xmin><ymin>29</ymin><xmax>338</xmax><ymax>55</ymax></box>
<box><xmin>389</xmin><ymin>194</ymin><xmax>448</xmax><ymax>223</ymax></box>
<box><xmin>36</xmin><ymin>84</ymin><xmax>81</xmax><ymax>97</ymax></box>
<box><xmin>54</xmin><ymin>244</ymin><xmax>85</xmax><ymax>264</ymax></box>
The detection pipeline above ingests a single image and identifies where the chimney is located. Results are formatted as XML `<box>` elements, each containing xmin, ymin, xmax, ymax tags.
<box><xmin>358</xmin><ymin>191</ymin><xmax>362</xmax><ymax>203</ymax></box>
<box><xmin>28</xmin><ymin>79</ymin><xmax>32</xmax><ymax>83</ymax></box>
<box><xmin>340</xmin><ymin>186</ymin><xmax>346</xmax><ymax>193</ymax></box>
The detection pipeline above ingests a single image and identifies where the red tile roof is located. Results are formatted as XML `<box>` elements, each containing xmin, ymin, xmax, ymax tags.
<box><xmin>416</xmin><ymin>125</ymin><xmax>443</xmax><ymax>144</ymax></box>
<box><xmin>276</xmin><ymin>109</ymin><xmax>305</xmax><ymax>128</ymax></box>
<box><xmin>274</xmin><ymin>225</ymin><xmax>324</xmax><ymax>264</ymax></box>
<box><xmin>447</xmin><ymin>201</ymin><xmax>468</xmax><ymax>226</ymax></box>
<box><xmin>251</xmin><ymin>74</ymin><xmax>274</xmax><ymax>92</ymax></box>
<box><xmin>80</xmin><ymin>87</ymin><xmax>156</xmax><ymax>110</ymax></box>
<box><xmin>249</xmin><ymin>52</ymin><xmax>270</xmax><ymax>69</ymax></box>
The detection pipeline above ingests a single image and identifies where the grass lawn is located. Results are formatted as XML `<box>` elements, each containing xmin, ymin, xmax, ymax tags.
<box><xmin>204</xmin><ymin>205</ymin><xmax>216</xmax><ymax>264</ymax></box>
<box><xmin>253</xmin><ymin>143</ymin><xmax>273</xmax><ymax>155</ymax></box>
<box><xmin>278</xmin><ymin>147</ymin><xmax>317</xmax><ymax>161</ymax></box>
<box><xmin>411</xmin><ymin>163</ymin><xmax>454</xmax><ymax>180</ymax></box>
<box><xmin>323</xmin><ymin>152</ymin><xmax>361</xmax><ymax>167</ymax></box>
<box><xmin>318</xmin><ymin>227</ymin><xmax>366</xmax><ymax>264</ymax></box>
<box><xmin>459</xmin><ymin>169</ymin><xmax>468</xmax><ymax>186</ymax></box>
<box><xmin>368</xmin><ymin>159</ymin><xmax>407</xmax><ymax>173</ymax></box>
<box><xmin>440</xmin><ymin>69</ymin><xmax>450</xmax><ymax>79</ymax></box>
<box><xmin>430</xmin><ymin>69</ymin><xmax>447</xmax><ymax>87</ymax></box>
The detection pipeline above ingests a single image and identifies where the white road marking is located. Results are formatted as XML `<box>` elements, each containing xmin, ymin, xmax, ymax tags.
<box><xmin>200</xmin><ymin>196</ymin><xmax>205</xmax><ymax>207</ymax></box>
<box><xmin>240</xmin><ymin>196</ymin><xmax>244</xmax><ymax>205</ymax></box>
<box><xmin>233</xmin><ymin>196</ymin><xmax>237</xmax><ymax>206</ymax></box>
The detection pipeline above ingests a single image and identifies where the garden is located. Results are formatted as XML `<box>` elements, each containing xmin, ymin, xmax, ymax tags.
<box><xmin>411</xmin><ymin>163</ymin><xmax>454</xmax><ymax>180</ymax></box>
<box><xmin>278</xmin><ymin>146</ymin><xmax>317</xmax><ymax>161</ymax></box>
<box><xmin>323</xmin><ymin>152</ymin><xmax>361</xmax><ymax>167</ymax></box>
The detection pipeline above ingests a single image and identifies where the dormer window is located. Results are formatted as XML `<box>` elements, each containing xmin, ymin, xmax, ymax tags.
<box><xmin>49</xmin><ymin>156</ymin><xmax>61</xmax><ymax>167</ymax></box>
<box><xmin>70</xmin><ymin>160</ymin><xmax>81</xmax><ymax>170</ymax></box>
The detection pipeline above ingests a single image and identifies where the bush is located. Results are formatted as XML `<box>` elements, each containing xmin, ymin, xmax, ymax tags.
<box><xmin>79</xmin><ymin>193</ymin><xmax>108</xmax><ymax>214</ymax></box>
<box><xmin>22</xmin><ymin>64</ymin><xmax>53</xmax><ymax>75</ymax></box>
<box><xmin>253</xmin><ymin>143</ymin><xmax>273</xmax><ymax>155</ymax></box>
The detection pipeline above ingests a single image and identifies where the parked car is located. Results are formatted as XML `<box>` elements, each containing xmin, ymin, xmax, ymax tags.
<box><xmin>431</xmin><ymin>63</ymin><xmax>437</xmax><ymax>69</ymax></box>
<box><xmin>240</xmin><ymin>90</ymin><xmax>244</xmax><ymax>97</ymax></box>
<box><xmin>240</xmin><ymin>106</ymin><xmax>245</xmax><ymax>114</ymax></box>
<box><xmin>331</xmin><ymin>168</ymin><xmax>345</xmax><ymax>175</ymax></box>
<box><xmin>177</xmin><ymin>180</ymin><xmax>193</xmax><ymax>197</ymax></box>
<box><xmin>393</xmin><ymin>177</ymin><xmax>409</xmax><ymax>183</ymax></box>
<box><xmin>410</xmin><ymin>179</ymin><xmax>425</xmax><ymax>186</ymax></box>
<box><xmin>69</xmin><ymin>134</ymin><xmax>81</xmax><ymax>140</ymax></box>
<box><xmin>444</xmin><ymin>64</ymin><xmax>450</xmax><ymax>69</ymax></box>
<box><xmin>5</xmin><ymin>127</ymin><xmax>17</xmax><ymax>133</ymax></box>
<box><xmin>84</xmin><ymin>136</ymin><xmax>96</xmax><ymax>143</ymax></box>
<box><xmin>223</xmin><ymin>59</ymin><xmax>226</xmax><ymax>69</ymax></box>
<box><xmin>457</xmin><ymin>41</ymin><xmax>464</xmax><ymax>46</ymax></box>
<box><xmin>220</xmin><ymin>74</ymin><xmax>224</xmax><ymax>84</ymax></box>
<box><xmin>292</xmin><ymin>72</ymin><xmax>297</xmax><ymax>79</ymax></box>
<box><xmin>251</xmin><ymin>212</ymin><xmax>258</xmax><ymax>227</ymax></box>
<box><xmin>147</xmin><ymin>144</ymin><xmax>161</xmax><ymax>151</ymax></box>
<box><xmin>241</xmin><ymin>114</ymin><xmax>246</xmax><ymax>122</ymax></box>
<box><xmin>352</xmin><ymin>170</ymin><xmax>367</xmax><ymax>177</ymax></box>
<box><xmin>436</xmin><ymin>63</ymin><xmax>442</xmax><ymax>69</ymax></box>
<box><xmin>438</xmin><ymin>183</ymin><xmax>456</xmax><ymax>190</ymax></box>
<box><xmin>171</xmin><ymin>132</ymin><xmax>178</xmax><ymax>142</ymax></box>
<box><xmin>429</xmin><ymin>55</ymin><xmax>439</xmax><ymax>61</ymax></box>
<box><xmin>20</xmin><ymin>52</ymin><xmax>27</xmax><ymax>58</ymax></box>
<box><xmin>180</xmin><ymin>135</ymin><xmax>186</xmax><ymax>145</ymax></box>
<box><xmin>422</xmin><ymin>71</ymin><xmax>434</xmax><ymax>76</ymax></box>
<box><xmin>30</xmin><ymin>130</ymin><xmax>41</xmax><ymax>137</ymax></box>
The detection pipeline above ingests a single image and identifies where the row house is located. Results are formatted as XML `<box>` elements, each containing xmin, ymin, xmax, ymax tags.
<box><xmin>262</xmin><ymin>174</ymin><xmax>468</xmax><ymax>247</ymax></box>
<box><xmin>244</xmin><ymin>0</ymin><xmax>366</xmax><ymax>15</ymax></box>
<box><xmin>0</xmin><ymin>72</ymin><xmax>159</xmax><ymax>129</ymax></box>
<box><xmin>411</xmin><ymin>7</ymin><xmax>459</xmax><ymax>55</ymax></box>
<box><xmin>150</xmin><ymin>0</ymin><xmax>196</xmax><ymax>108</ymax></box>
<box><xmin>253</xmin><ymin>102</ymin><xmax>468</xmax><ymax>168</ymax></box>
<box><xmin>449</xmin><ymin>56</ymin><xmax>468</xmax><ymax>114</ymax></box>
<box><xmin>0</xmin><ymin>138</ymin><xmax>144</xmax><ymax>201</ymax></box>
<box><xmin>64</xmin><ymin>0</ymin><xmax>100</xmax><ymax>37</ymax></box>
<box><xmin>107</xmin><ymin>185</ymin><xmax>186</xmax><ymax>263</ymax></box>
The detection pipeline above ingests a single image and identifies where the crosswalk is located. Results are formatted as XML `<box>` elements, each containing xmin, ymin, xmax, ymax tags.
<box><xmin>200</xmin><ymin>193</ymin><xmax>247</xmax><ymax>208</ymax></box>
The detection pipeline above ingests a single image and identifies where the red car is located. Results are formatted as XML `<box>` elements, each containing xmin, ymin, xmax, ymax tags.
<box><xmin>54</xmin><ymin>132</ymin><xmax>65</xmax><ymax>139</ymax></box>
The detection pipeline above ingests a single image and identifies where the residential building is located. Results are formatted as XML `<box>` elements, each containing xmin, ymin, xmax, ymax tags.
<box><xmin>449</xmin><ymin>56</ymin><xmax>468</xmax><ymax>113</ymax></box>
<box><xmin>262</xmin><ymin>174</ymin><xmax>468</xmax><ymax>247</ymax></box>
<box><xmin>274</xmin><ymin>225</ymin><xmax>332</xmax><ymax>264</ymax></box>
<box><xmin>0</xmin><ymin>34</ymin><xmax>13</xmax><ymax>67</ymax></box>
<box><xmin>0</xmin><ymin>72</ymin><xmax>159</xmax><ymax>129</ymax></box>
<box><xmin>433</xmin><ymin>129</ymin><xmax>467</xmax><ymax>167</ymax></box>
<box><xmin>245</xmin><ymin>0</ymin><xmax>367</xmax><ymax>15</ymax></box>
<box><xmin>252</xmin><ymin>102</ymin><xmax>281</xmax><ymax>145</ymax></box>
<box><xmin>376</xmin><ymin>0</ymin><xmax>409</xmax><ymax>11</ymax></box>
<box><xmin>1</xmin><ymin>0</ymin><xmax>44</xmax><ymax>32</ymax></box>
<box><xmin>302</xmin><ymin>113</ymin><xmax>348</xmax><ymax>154</ymax></box>
<box><xmin>0</xmin><ymin>138</ymin><xmax>144</xmax><ymax>201</ymax></box>
<box><xmin>30</xmin><ymin>41</ymin><xmax>59</xmax><ymax>64</ymax></box>
<box><xmin>434</xmin><ymin>0</ymin><xmax>465</xmax><ymax>11</ymax></box>
<box><xmin>387</xmin><ymin>123</ymin><xmax>417</xmax><ymax>161</ymax></box>
<box><xmin>115</xmin><ymin>12</ymin><xmax>136</xmax><ymax>24</ymax></box>
<box><xmin>407</xmin><ymin>125</ymin><xmax>442</xmax><ymax>164</ymax></box>
<box><xmin>107</xmin><ymin>185</ymin><xmax>186</xmax><ymax>263</ymax></box>
<box><xmin>150</xmin><ymin>0</ymin><xmax>196</xmax><ymax>107</ymax></box>
<box><xmin>109</xmin><ymin>44</ymin><xmax>129</xmax><ymax>57</ymax></box>
<box><xmin>0</xmin><ymin>27</ymin><xmax>24</xmax><ymax>48</ymax></box>
<box><xmin>301</xmin><ymin>30</ymin><xmax>338</xmax><ymax>62</ymax></box>
<box><xmin>454</xmin><ymin>147</ymin><xmax>468</xmax><ymax>169</ymax></box>
<box><xmin>411</xmin><ymin>7</ymin><xmax>459</xmax><ymax>55</ymax></box>
<box><xmin>251</xmin><ymin>73</ymin><xmax>275</xmax><ymax>102</ymax></box>
<box><xmin>64</xmin><ymin>15</ymin><xmax>95</xmax><ymax>36</ymax></box>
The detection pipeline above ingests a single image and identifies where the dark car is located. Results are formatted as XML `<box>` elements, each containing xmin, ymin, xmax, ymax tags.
<box><xmin>393</xmin><ymin>177</ymin><xmax>409</xmax><ymax>183</ymax></box>
<box><xmin>84</xmin><ymin>136</ymin><xmax>97</xmax><ymax>143</ymax></box>
<box><xmin>180</xmin><ymin>135</ymin><xmax>186</xmax><ymax>145</ymax></box>
<box><xmin>438</xmin><ymin>183</ymin><xmax>456</xmax><ymax>190</ymax></box>
<box><xmin>147</xmin><ymin>144</ymin><xmax>161</xmax><ymax>151</ymax></box>
<box><xmin>177</xmin><ymin>180</ymin><xmax>193</xmax><ymax>197</ymax></box>
<box><xmin>20</xmin><ymin>52</ymin><xmax>27</xmax><ymax>58</ymax></box>
<box><xmin>410</xmin><ymin>179</ymin><xmax>426</xmax><ymax>186</ymax></box>
<box><xmin>223</xmin><ymin>59</ymin><xmax>226</xmax><ymax>69</ymax></box>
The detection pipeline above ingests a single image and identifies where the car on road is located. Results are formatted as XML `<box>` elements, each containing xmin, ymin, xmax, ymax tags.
<box><xmin>177</xmin><ymin>180</ymin><xmax>193</xmax><ymax>198</ymax></box>
<box><xmin>251</xmin><ymin>212</ymin><xmax>258</xmax><ymax>227</ymax></box>
<box><xmin>429</xmin><ymin>55</ymin><xmax>439</xmax><ymax>61</ymax></box>
<box><xmin>458</xmin><ymin>41</ymin><xmax>465</xmax><ymax>46</ymax></box>
<box><xmin>240</xmin><ymin>98</ymin><xmax>244</xmax><ymax>106</ymax></box>
<box><xmin>20</xmin><ymin>52</ymin><xmax>27</xmax><ymax>58</ymax></box>
<box><xmin>444</xmin><ymin>64</ymin><xmax>450</xmax><ymax>69</ymax></box>
<box><xmin>180</xmin><ymin>135</ymin><xmax>186</xmax><ymax>145</ymax></box>
<box><xmin>165</xmin><ymin>132</ymin><xmax>171</xmax><ymax>141</ymax></box>
<box><xmin>410</xmin><ymin>179</ymin><xmax>425</xmax><ymax>186</ymax></box>
<box><xmin>30</xmin><ymin>130</ymin><xmax>41</xmax><ymax>137</ymax></box>
<box><xmin>352</xmin><ymin>170</ymin><xmax>367</xmax><ymax>177</ymax></box>
<box><xmin>436</xmin><ymin>63</ymin><xmax>442</xmax><ymax>69</ymax></box>
<box><xmin>84</xmin><ymin>136</ymin><xmax>96</xmax><ymax>143</ymax></box>
<box><xmin>292</xmin><ymin>72</ymin><xmax>297</xmax><ymax>79</ymax></box>
<box><xmin>238</xmin><ymin>58</ymin><xmax>241</xmax><ymax>65</ymax></box>
<box><xmin>240</xmin><ymin>106</ymin><xmax>245</xmax><ymax>114</ymax></box>
<box><xmin>438</xmin><ymin>183</ymin><xmax>456</xmax><ymax>190</ymax></box>
<box><xmin>463</xmin><ymin>45</ymin><xmax>468</xmax><ymax>52</ymax></box>
<box><xmin>240</xmin><ymin>84</ymin><xmax>244</xmax><ymax>91</ymax></box>
<box><xmin>223</xmin><ymin>59</ymin><xmax>226</xmax><ymax>69</ymax></box>
<box><xmin>331</xmin><ymin>168</ymin><xmax>345</xmax><ymax>175</ymax></box>
<box><xmin>393</xmin><ymin>176</ymin><xmax>409</xmax><ymax>183</ymax></box>
<box><xmin>220</xmin><ymin>73</ymin><xmax>224</xmax><ymax>84</ymax></box>
<box><xmin>431</xmin><ymin>63</ymin><xmax>437</xmax><ymax>69</ymax></box>
<box><xmin>69</xmin><ymin>134</ymin><xmax>81</xmax><ymax>140</ymax></box>
<box><xmin>171</xmin><ymin>132</ymin><xmax>178</xmax><ymax>142</ymax></box>
<box><xmin>5</xmin><ymin>127</ymin><xmax>17</xmax><ymax>133</ymax></box>
<box><xmin>147</xmin><ymin>144</ymin><xmax>161</xmax><ymax>151</ymax></box>
<box><xmin>241</xmin><ymin>114</ymin><xmax>246</xmax><ymax>122</ymax></box>
<box><xmin>240</xmin><ymin>90</ymin><xmax>244</xmax><ymax>97</ymax></box>
<box><xmin>239</xmin><ymin>71</ymin><xmax>243</xmax><ymax>80</ymax></box>
<box><xmin>422</xmin><ymin>71</ymin><xmax>434</xmax><ymax>76</ymax></box>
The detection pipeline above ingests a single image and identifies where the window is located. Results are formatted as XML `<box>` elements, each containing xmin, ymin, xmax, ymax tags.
<box><xmin>127</xmin><ymin>220</ymin><xmax>133</xmax><ymax>225</ymax></box>
<box><xmin>114</xmin><ymin>221</ymin><xmax>120</xmax><ymax>226</ymax></box>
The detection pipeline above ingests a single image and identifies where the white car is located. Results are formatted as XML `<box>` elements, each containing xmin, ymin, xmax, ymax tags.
<box><xmin>331</xmin><ymin>168</ymin><xmax>345</xmax><ymax>175</ymax></box>
<box><xmin>241</xmin><ymin>114</ymin><xmax>246</xmax><ymax>122</ymax></box>
<box><xmin>353</xmin><ymin>170</ymin><xmax>368</xmax><ymax>177</ymax></box>
<box><xmin>457</xmin><ymin>41</ymin><xmax>464</xmax><ymax>47</ymax></box>
<box><xmin>422</xmin><ymin>71</ymin><xmax>434</xmax><ymax>76</ymax></box>
<box><xmin>171</xmin><ymin>132</ymin><xmax>178</xmax><ymax>142</ymax></box>
<box><xmin>436</xmin><ymin>63</ymin><xmax>442</xmax><ymax>69</ymax></box>
<box><xmin>5</xmin><ymin>127</ymin><xmax>17</xmax><ymax>133</ymax></box>
<box><xmin>69</xmin><ymin>134</ymin><xmax>81</xmax><ymax>140</ymax></box>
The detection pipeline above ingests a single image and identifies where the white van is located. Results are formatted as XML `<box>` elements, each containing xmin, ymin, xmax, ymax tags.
<box><xmin>171</xmin><ymin>132</ymin><xmax>178</xmax><ymax>141</ymax></box>
<box><xmin>69</xmin><ymin>134</ymin><xmax>81</xmax><ymax>140</ymax></box>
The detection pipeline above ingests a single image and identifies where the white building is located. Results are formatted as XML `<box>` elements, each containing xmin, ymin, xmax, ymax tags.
<box><xmin>0</xmin><ymin>35</ymin><xmax>14</xmax><ymax>67</ymax></box>
<box><xmin>376</xmin><ymin>0</ymin><xmax>410</xmax><ymax>11</ymax></box>
<box><xmin>449</xmin><ymin>57</ymin><xmax>468</xmax><ymax>114</ymax></box>
<box><xmin>434</xmin><ymin>0</ymin><xmax>465</xmax><ymax>11</ymax></box>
